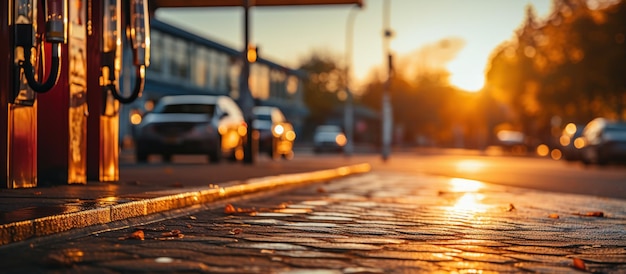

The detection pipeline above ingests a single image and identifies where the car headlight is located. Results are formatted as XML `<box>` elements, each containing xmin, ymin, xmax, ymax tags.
<box><xmin>272</xmin><ymin>124</ymin><xmax>284</xmax><ymax>137</ymax></box>
<box><xmin>574</xmin><ymin>137</ymin><xmax>585</xmax><ymax>149</ymax></box>
<box><xmin>238</xmin><ymin>124</ymin><xmax>248</xmax><ymax>136</ymax></box>
<box><xmin>335</xmin><ymin>134</ymin><xmax>347</xmax><ymax>146</ymax></box>
<box><xmin>130</xmin><ymin>111</ymin><xmax>143</xmax><ymax>125</ymax></box>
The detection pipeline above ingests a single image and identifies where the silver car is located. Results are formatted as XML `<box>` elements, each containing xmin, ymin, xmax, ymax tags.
<box><xmin>134</xmin><ymin>95</ymin><xmax>247</xmax><ymax>163</ymax></box>
<box><xmin>313</xmin><ymin>125</ymin><xmax>347</xmax><ymax>153</ymax></box>
<box><xmin>580</xmin><ymin>118</ymin><xmax>626</xmax><ymax>165</ymax></box>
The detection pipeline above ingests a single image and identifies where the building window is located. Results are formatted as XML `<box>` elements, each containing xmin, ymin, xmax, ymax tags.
<box><xmin>172</xmin><ymin>38</ymin><xmax>189</xmax><ymax>80</ymax></box>
<box><xmin>287</xmin><ymin>75</ymin><xmax>299</xmax><ymax>96</ymax></box>
<box><xmin>207</xmin><ymin>49</ymin><xmax>218</xmax><ymax>90</ymax></box>
<box><xmin>229</xmin><ymin>58</ymin><xmax>241</xmax><ymax>98</ymax></box>
<box><xmin>193</xmin><ymin>47</ymin><xmax>208</xmax><ymax>88</ymax></box>
<box><xmin>149</xmin><ymin>30</ymin><xmax>163</xmax><ymax>74</ymax></box>
<box><xmin>250</xmin><ymin>63</ymin><xmax>270</xmax><ymax>100</ymax></box>
<box><xmin>216</xmin><ymin>52</ymin><xmax>229</xmax><ymax>93</ymax></box>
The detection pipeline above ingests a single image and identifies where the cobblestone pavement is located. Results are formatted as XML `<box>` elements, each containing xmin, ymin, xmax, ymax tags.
<box><xmin>1</xmin><ymin>171</ymin><xmax>625</xmax><ymax>273</ymax></box>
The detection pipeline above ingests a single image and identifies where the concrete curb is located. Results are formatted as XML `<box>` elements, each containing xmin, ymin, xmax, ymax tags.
<box><xmin>0</xmin><ymin>163</ymin><xmax>371</xmax><ymax>246</ymax></box>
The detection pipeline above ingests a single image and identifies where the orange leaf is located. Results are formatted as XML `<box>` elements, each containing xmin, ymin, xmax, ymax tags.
<box><xmin>548</xmin><ymin>213</ymin><xmax>560</xmax><ymax>219</ymax></box>
<box><xmin>161</xmin><ymin>230</ymin><xmax>181</xmax><ymax>237</ymax></box>
<box><xmin>230</xmin><ymin>228</ymin><xmax>243</xmax><ymax>235</ymax></box>
<box><xmin>585</xmin><ymin>211</ymin><xmax>604</xmax><ymax>217</ymax></box>
<box><xmin>573</xmin><ymin>258</ymin><xmax>586</xmax><ymax>270</ymax></box>
<box><xmin>224</xmin><ymin>204</ymin><xmax>236</xmax><ymax>214</ymax></box>
<box><xmin>129</xmin><ymin>230</ymin><xmax>145</xmax><ymax>240</ymax></box>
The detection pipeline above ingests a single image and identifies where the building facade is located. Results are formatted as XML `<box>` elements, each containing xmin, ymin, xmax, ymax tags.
<box><xmin>120</xmin><ymin>19</ymin><xmax>308</xmax><ymax>147</ymax></box>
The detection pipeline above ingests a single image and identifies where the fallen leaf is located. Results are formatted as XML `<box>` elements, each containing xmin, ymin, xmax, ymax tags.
<box><xmin>224</xmin><ymin>203</ymin><xmax>257</xmax><ymax>214</ymax></box>
<box><xmin>229</xmin><ymin>228</ymin><xmax>243</xmax><ymax>235</ymax></box>
<box><xmin>224</xmin><ymin>204</ymin><xmax>236</xmax><ymax>214</ymax></box>
<box><xmin>507</xmin><ymin>203</ymin><xmax>516</xmax><ymax>212</ymax></box>
<box><xmin>585</xmin><ymin>211</ymin><xmax>604</xmax><ymax>217</ymax></box>
<box><xmin>189</xmin><ymin>216</ymin><xmax>197</xmax><ymax>220</ymax></box>
<box><xmin>161</xmin><ymin>230</ymin><xmax>182</xmax><ymax>237</ymax></box>
<box><xmin>548</xmin><ymin>213</ymin><xmax>560</xmax><ymax>219</ymax></box>
<box><xmin>573</xmin><ymin>258</ymin><xmax>586</xmax><ymax>270</ymax></box>
<box><xmin>123</xmin><ymin>230</ymin><xmax>144</xmax><ymax>240</ymax></box>
<box><xmin>574</xmin><ymin>211</ymin><xmax>605</xmax><ymax>217</ymax></box>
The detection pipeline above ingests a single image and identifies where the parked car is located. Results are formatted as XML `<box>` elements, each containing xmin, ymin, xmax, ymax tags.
<box><xmin>559</xmin><ymin>123</ymin><xmax>584</xmax><ymax>161</ymax></box>
<box><xmin>495</xmin><ymin>130</ymin><xmax>527</xmax><ymax>154</ymax></box>
<box><xmin>252</xmin><ymin>106</ymin><xmax>296</xmax><ymax>159</ymax></box>
<box><xmin>134</xmin><ymin>95</ymin><xmax>247</xmax><ymax>163</ymax></box>
<box><xmin>580</xmin><ymin>118</ymin><xmax>626</xmax><ymax>165</ymax></box>
<box><xmin>313</xmin><ymin>125</ymin><xmax>347</xmax><ymax>153</ymax></box>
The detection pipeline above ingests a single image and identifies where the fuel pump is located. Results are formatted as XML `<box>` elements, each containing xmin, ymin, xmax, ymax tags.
<box><xmin>14</xmin><ymin>0</ymin><xmax>67</xmax><ymax>99</ymax></box>
<box><xmin>37</xmin><ymin>0</ymin><xmax>87</xmax><ymax>185</ymax></box>
<box><xmin>1</xmin><ymin>0</ymin><xmax>67</xmax><ymax>188</ymax></box>
<box><xmin>86</xmin><ymin>0</ymin><xmax>150</xmax><ymax>182</ymax></box>
<box><xmin>105</xmin><ymin>0</ymin><xmax>150</xmax><ymax>104</ymax></box>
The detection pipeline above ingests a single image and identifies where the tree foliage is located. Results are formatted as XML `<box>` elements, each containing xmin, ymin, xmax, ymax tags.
<box><xmin>301</xmin><ymin>0</ymin><xmax>626</xmax><ymax>148</ymax></box>
<box><xmin>298</xmin><ymin>52</ymin><xmax>347</xmax><ymax>139</ymax></box>
<box><xmin>486</xmin><ymin>0</ymin><xmax>626</xmax><ymax>138</ymax></box>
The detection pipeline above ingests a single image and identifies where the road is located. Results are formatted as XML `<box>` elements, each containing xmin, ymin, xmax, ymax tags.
<box><xmin>123</xmin><ymin>148</ymin><xmax>626</xmax><ymax>201</ymax></box>
<box><xmin>1</xmin><ymin>148</ymin><xmax>625</xmax><ymax>273</ymax></box>
<box><xmin>371</xmin><ymin>150</ymin><xmax>626</xmax><ymax>200</ymax></box>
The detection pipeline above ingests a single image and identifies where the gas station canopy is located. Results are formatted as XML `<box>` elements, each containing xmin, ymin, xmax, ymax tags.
<box><xmin>148</xmin><ymin>0</ymin><xmax>363</xmax><ymax>9</ymax></box>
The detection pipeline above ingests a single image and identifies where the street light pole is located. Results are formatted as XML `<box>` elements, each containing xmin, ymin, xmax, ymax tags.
<box><xmin>344</xmin><ymin>5</ymin><xmax>359</xmax><ymax>157</ymax></box>
<box><xmin>381</xmin><ymin>0</ymin><xmax>393</xmax><ymax>161</ymax></box>
<box><xmin>240</xmin><ymin>0</ymin><xmax>256</xmax><ymax>164</ymax></box>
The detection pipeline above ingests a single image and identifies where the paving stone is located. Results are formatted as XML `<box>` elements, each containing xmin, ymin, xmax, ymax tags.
<box><xmin>2</xmin><ymin>170</ymin><xmax>625</xmax><ymax>273</ymax></box>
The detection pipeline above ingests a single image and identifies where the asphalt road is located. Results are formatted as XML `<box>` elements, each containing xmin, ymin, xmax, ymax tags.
<box><xmin>126</xmin><ymin>148</ymin><xmax>626</xmax><ymax>200</ymax></box>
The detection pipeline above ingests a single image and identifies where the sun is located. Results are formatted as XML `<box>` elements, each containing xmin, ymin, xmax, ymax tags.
<box><xmin>447</xmin><ymin>58</ymin><xmax>485</xmax><ymax>93</ymax></box>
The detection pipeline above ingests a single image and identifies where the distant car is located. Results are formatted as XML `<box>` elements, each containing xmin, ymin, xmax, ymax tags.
<box><xmin>133</xmin><ymin>95</ymin><xmax>247</xmax><ymax>163</ymax></box>
<box><xmin>580</xmin><ymin>118</ymin><xmax>626</xmax><ymax>165</ymax></box>
<box><xmin>313</xmin><ymin>125</ymin><xmax>347</xmax><ymax>153</ymax></box>
<box><xmin>252</xmin><ymin>106</ymin><xmax>296</xmax><ymax>159</ymax></box>
<box><xmin>559</xmin><ymin>123</ymin><xmax>584</xmax><ymax>161</ymax></box>
<box><xmin>496</xmin><ymin>130</ymin><xmax>527</xmax><ymax>154</ymax></box>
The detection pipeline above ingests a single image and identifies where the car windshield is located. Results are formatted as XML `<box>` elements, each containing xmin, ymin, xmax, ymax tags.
<box><xmin>316</xmin><ymin>126</ymin><xmax>341</xmax><ymax>133</ymax></box>
<box><xmin>255</xmin><ymin>114</ymin><xmax>272</xmax><ymax>121</ymax></box>
<box><xmin>160</xmin><ymin>104</ymin><xmax>215</xmax><ymax>115</ymax></box>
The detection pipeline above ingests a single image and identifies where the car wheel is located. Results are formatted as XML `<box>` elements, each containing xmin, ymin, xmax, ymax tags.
<box><xmin>208</xmin><ymin>137</ymin><xmax>222</xmax><ymax>164</ymax></box>
<box><xmin>269</xmin><ymin>140</ymin><xmax>279</xmax><ymax>160</ymax></box>
<box><xmin>597</xmin><ymin>150</ymin><xmax>609</xmax><ymax>166</ymax></box>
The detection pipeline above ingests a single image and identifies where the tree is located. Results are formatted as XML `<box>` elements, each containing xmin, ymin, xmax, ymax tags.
<box><xmin>298</xmin><ymin>51</ymin><xmax>346</xmax><ymax>139</ymax></box>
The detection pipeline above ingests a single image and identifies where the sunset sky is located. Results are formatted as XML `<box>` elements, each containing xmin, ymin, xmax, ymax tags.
<box><xmin>155</xmin><ymin>0</ymin><xmax>552</xmax><ymax>92</ymax></box>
